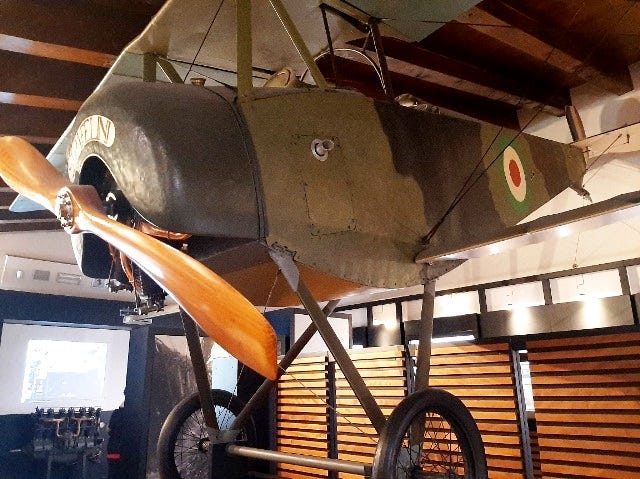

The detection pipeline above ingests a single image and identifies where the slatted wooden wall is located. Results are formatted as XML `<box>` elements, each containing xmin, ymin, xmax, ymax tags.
<box><xmin>527</xmin><ymin>332</ymin><xmax>640</xmax><ymax>479</ymax></box>
<box><xmin>426</xmin><ymin>342</ymin><xmax>525</xmax><ymax>479</ymax></box>
<box><xmin>335</xmin><ymin>347</ymin><xmax>408</xmax><ymax>479</ymax></box>
<box><xmin>276</xmin><ymin>354</ymin><xmax>330</xmax><ymax>478</ymax></box>
<box><xmin>275</xmin><ymin>343</ymin><xmax>526</xmax><ymax>479</ymax></box>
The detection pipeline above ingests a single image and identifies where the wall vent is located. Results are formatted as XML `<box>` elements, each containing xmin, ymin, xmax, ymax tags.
<box><xmin>56</xmin><ymin>272</ymin><xmax>82</xmax><ymax>285</ymax></box>
<box><xmin>33</xmin><ymin>269</ymin><xmax>51</xmax><ymax>281</ymax></box>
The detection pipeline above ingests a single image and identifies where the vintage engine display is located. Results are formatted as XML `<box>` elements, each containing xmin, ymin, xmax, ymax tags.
<box><xmin>17</xmin><ymin>407</ymin><xmax>104</xmax><ymax>478</ymax></box>
<box><xmin>31</xmin><ymin>407</ymin><xmax>103</xmax><ymax>454</ymax></box>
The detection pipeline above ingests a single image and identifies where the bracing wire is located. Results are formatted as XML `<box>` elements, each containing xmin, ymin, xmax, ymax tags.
<box><xmin>182</xmin><ymin>0</ymin><xmax>226</xmax><ymax>83</ymax></box>
<box><xmin>278</xmin><ymin>364</ymin><xmax>382</xmax><ymax>446</ymax></box>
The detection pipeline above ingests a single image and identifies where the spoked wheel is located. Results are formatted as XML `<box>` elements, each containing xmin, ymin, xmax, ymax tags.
<box><xmin>157</xmin><ymin>389</ymin><xmax>256</xmax><ymax>479</ymax></box>
<box><xmin>372</xmin><ymin>388</ymin><xmax>487</xmax><ymax>479</ymax></box>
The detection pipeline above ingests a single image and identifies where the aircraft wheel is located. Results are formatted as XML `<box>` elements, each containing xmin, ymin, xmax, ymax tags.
<box><xmin>371</xmin><ymin>387</ymin><xmax>487</xmax><ymax>479</ymax></box>
<box><xmin>157</xmin><ymin>389</ymin><xmax>256</xmax><ymax>479</ymax></box>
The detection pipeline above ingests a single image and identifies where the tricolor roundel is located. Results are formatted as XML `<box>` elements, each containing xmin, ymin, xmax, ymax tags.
<box><xmin>502</xmin><ymin>146</ymin><xmax>526</xmax><ymax>203</ymax></box>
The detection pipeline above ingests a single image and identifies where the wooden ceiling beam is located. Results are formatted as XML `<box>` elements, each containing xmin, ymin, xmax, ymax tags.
<box><xmin>421</xmin><ymin>22</ymin><xmax>579</xmax><ymax>93</ymax></box>
<box><xmin>475</xmin><ymin>0</ymin><xmax>633</xmax><ymax>95</ymax></box>
<box><xmin>317</xmin><ymin>56</ymin><xmax>521</xmax><ymax>129</ymax></box>
<box><xmin>0</xmin><ymin>103</ymin><xmax>75</xmax><ymax>138</ymax></box>
<box><xmin>0</xmin><ymin>50</ymin><xmax>106</xmax><ymax>101</ymax></box>
<box><xmin>0</xmin><ymin>0</ymin><xmax>152</xmax><ymax>55</ymax></box>
<box><xmin>0</xmin><ymin>34</ymin><xmax>116</xmax><ymax>68</ymax></box>
<box><xmin>0</xmin><ymin>135</ymin><xmax>57</xmax><ymax>146</ymax></box>
<box><xmin>0</xmin><ymin>199</ymin><xmax>59</xmax><ymax>232</ymax></box>
<box><xmin>0</xmin><ymin>91</ymin><xmax>83</xmax><ymax>111</ymax></box>
<box><xmin>32</xmin><ymin>144</ymin><xmax>53</xmax><ymax>157</ymax></box>
<box><xmin>349</xmin><ymin>36</ymin><xmax>569</xmax><ymax>114</ymax></box>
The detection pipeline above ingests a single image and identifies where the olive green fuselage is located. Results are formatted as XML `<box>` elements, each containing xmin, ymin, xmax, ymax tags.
<box><xmin>68</xmin><ymin>83</ymin><xmax>584</xmax><ymax>301</ymax></box>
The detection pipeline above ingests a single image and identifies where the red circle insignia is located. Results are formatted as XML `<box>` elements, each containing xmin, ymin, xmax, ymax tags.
<box><xmin>509</xmin><ymin>159</ymin><xmax>521</xmax><ymax>187</ymax></box>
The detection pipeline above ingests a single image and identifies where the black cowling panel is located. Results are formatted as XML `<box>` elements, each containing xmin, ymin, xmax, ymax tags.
<box><xmin>66</xmin><ymin>82</ymin><xmax>264</xmax><ymax>278</ymax></box>
<box><xmin>70</xmin><ymin>82</ymin><xmax>263</xmax><ymax>238</ymax></box>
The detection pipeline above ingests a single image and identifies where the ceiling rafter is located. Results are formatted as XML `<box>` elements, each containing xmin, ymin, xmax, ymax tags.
<box><xmin>0</xmin><ymin>0</ymin><xmax>153</xmax><ymax>55</ymax></box>
<box><xmin>0</xmin><ymin>181</ymin><xmax>58</xmax><ymax>233</ymax></box>
<box><xmin>0</xmin><ymin>136</ymin><xmax>58</xmax><ymax>147</ymax></box>
<box><xmin>0</xmin><ymin>34</ymin><xmax>116</xmax><ymax>68</ymax></box>
<box><xmin>0</xmin><ymin>209</ymin><xmax>55</xmax><ymax>221</ymax></box>
<box><xmin>348</xmin><ymin>35</ymin><xmax>569</xmax><ymax>115</ymax></box>
<box><xmin>474</xmin><ymin>0</ymin><xmax>633</xmax><ymax>95</ymax></box>
<box><xmin>0</xmin><ymin>189</ymin><xmax>18</xmax><ymax>206</ymax></box>
<box><xmin>0</xmin><ymin>0</ymin><xmax>165</xmax><ymax>233</ymax></box>
<box><xmin>0</xmin><ymin>92</ymin><xmax>83</xmax><ymax>111</ymax></box>
<box><xmin>420</xmin><ymin>21</ymin><xmax>580</xmax><ymax>94</ymax></box>
<box><xmin>0</xmin><ymin>50</ymin><xmax>107</xmax><ymax>101</ymax></box>
<box><xmin>0</xmin><ymin>103</ymin><xmax>75</xmax><ymax>138</ymax></box>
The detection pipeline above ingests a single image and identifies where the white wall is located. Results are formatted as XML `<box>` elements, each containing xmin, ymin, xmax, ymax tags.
<box><xmin>0</xmin><ymin>231</ymin><xmax>75</xmax><ymax>264</ymax></box>
<box><xmin>292</xmin><ymin>313</ymin><xmax>352</xmax><ymax>355</ymax></box>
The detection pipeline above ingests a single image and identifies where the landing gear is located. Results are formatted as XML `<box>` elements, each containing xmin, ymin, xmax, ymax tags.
<box><xmin>372</xmin><ymin>388</ymin><xmax>487</xmax><ymax>479</ymax></box>
<box><xmin>157</xmin><ymin>389</ymin><xmax>256</xmax><ymax>479</ymax></box>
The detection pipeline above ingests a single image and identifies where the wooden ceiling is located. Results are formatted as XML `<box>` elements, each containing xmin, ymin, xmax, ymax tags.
<box><xmin>319</xmin><ymin>0</ymin><xmax>640</xmax><ymax>127</ymax></box>
<box><xmin>2</xmin><ymin>0</ymin><xmax>640</xmax><ymax>233</ymax></box>
<box><xmin>0</xmin><ymin>0</ymin><xmax>165</xmax><ymax>232</ymax></box>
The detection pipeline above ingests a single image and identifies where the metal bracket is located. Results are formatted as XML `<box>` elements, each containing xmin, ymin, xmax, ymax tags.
<box><xmin>420</xmin><ymin>259</ymin><xmax>467</xmax><ymax>281</ymax></box>
<box><xmin>268</xmin><ymin>245</ymin><xmax>300</xmax><ymax>290</ymax></box>
<box><xmin>208</xmin><ymin>428</ymin><xmax>241</xmax><ymax>444</ymax></box>
<box><xmin>142</xmin><ymin>53</ymin><xmax>184</xmax><ymax>84</ymax></box>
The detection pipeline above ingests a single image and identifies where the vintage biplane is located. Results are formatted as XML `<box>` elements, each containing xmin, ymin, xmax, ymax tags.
<box><xmin>2</xmin><ymin>1</ymin><xmax>640</xmax><ymax>478</ymax></box>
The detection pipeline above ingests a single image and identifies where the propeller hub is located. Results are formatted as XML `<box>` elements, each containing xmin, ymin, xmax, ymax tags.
<box><xmin>55</xmin><ymin>190</ymin><xmax>76</xmax><ymax>232</ymax></box>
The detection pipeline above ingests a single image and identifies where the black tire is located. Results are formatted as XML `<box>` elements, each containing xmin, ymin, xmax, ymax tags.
<box><xmin>157</xmin><ymin>389</ymin><xmax>256</xmax><ymax>479</ymax></box>
<box><xmin>372</xmin><ymin>388</ymin><xmax>488</xmax><ymax>479</ymax></box>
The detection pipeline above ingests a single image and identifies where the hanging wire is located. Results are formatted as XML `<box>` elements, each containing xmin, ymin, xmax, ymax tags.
<box><xmin>217</xmin><ymin>268</ymin><xmax>281</xmax><ymax>430</ymax></box>
<box><xmin>278</xmin><ymin>363</ymin><xmax>381</xmax><ymax>446</ymax></box>
<box><xmin>181</xmin><ymin>0</ymin><xmax>226</xmax><ymax>83</ymax></box>
<box><xmin>320</xmin><ymin>4</ymin><xmax>340</xmax><ymax>87</ymax></box>
<box><xmin>259</xmin><ymin>264</ymin><xmax>381</xmax><ymax>444</ymax></box>
<box><xmin>581</xmin><ymin>133</ymin><xmax>624</xmax><ymax>188</ymax></box>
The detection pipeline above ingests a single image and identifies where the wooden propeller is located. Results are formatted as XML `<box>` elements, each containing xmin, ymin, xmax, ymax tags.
<box><xmin>0</xmin><ymin>136</ymin><xmax>278</xmax><ymax>380</ymax></box>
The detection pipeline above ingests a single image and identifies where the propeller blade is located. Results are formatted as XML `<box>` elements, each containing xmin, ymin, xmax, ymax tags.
<box><xmin>0</xmin><ymin>136</ymin><xmax>278</xmax><ymax>380</ymax></box>
<box><xmin>0</xmin><ymin>136</ymin><xmax>69</xmax><ymax>213</ymax></box>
